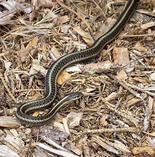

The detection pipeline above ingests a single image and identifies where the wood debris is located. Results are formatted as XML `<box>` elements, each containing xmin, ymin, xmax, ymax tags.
<box><xmin>0</xmin><ymin>0</ymin><xmax>154</xmax><ymax>156</ymax></box>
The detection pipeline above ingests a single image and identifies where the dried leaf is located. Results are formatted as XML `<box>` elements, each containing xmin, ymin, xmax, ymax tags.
<box><xmin>31</xmin><ymin>0</ymin><xmax>57</xmax><ymax>9</ymax></box>
<box><xmin>29</xmin><ymin>59</ymin><xmax>47</xmax><ymax>76</ymax></box>
<box><xmin>132</xmin><ymin>146</ymin><xmax>155</xmax><ymax>155</ymax></box>
<box><xmin>32</xmin><ymin>111</ymin><xmax>40</xmax><ymax>117</ymax></box>
<box><xmin>0</xmin><ymin>0</ymin><xmax>23</xmax><ymax>25</ymax></box>
<box><xmin>50</xmin><ymin>46</ymin><xmax>61</xmax><ymax>60</ymax></box>
<box><xmin>133</xmin><ymin>77</ymin><xmax>148</xmax><ymax>84</ymax></box>
<box><xmin>61</xmin><ymin>24</ymin><xmax>70</xmax><ymax>34</ymax></box>
<box><xmin>4</xmin><ymin>61</ymin><xmax>12</xmax><ymax>71</ymax></box>
<box><xmin>116</xmin><ymin>70</ymin><xmax>127</xmax><ymax>81</ymax></box>
<box><xmin>100</xmin><ymin>115</ymin><xmax>108</xmax><ymax>126</ymax></box>
<box><xmin>85</xmin><ymin>87</ymin><xmax>96</xmax><ymax>93</ymax></box>
<box><xmin>26</xmin><ymin>36</ymin><xmax>39</xmax><ymax>49</ymax></box>
<box><xmin>53</xmin><ymin>122</ymin><xmax>66</xmax><ymax>132</ymax></box>
<box><xmin>113</xmin><ymin>47</ymin><xmax>129</xmax><ymax>66</ymax></box>
<box><xmin>28</xmin><ymin>92</ymin><xmax>42</xmax><ymax>102</ymax></box>
<box><xmin>57</xmin><ymin>70</ymin><xmax>71</xmax><ymax>85</ymax></box>
<box><xmin>18</xmin><ymin>43</ymin><xmax>29</xmax><ymax>62</ymax></box>
<box><xmin>73</xmin><ymin>26</ymin><xmax>94</xmax><ymax>46</ymax></box>
<box><xmin>66</xmin><ymin>112</ymin><xmax>83</xmax><ymax>128</ymax></box>
<box><xmin>134</xmin><ymin>42</ymin><xmax>147</xmax><ymax>52</ymax></box>
<box><xmin>95</xmin><ymin>18</ymin><xmax>116</xmax><ymax>40</ymax></box>
<box><xmin>57</xmin><ymin>15</ymin><xmax>70</xmax><ymax>24</ymax></box>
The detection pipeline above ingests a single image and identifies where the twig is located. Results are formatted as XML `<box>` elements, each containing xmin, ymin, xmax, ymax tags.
<box><xmin>41</xmin><ymin>136</ymin><xmax>69</xmax><ymax>152</ymax></box>
<box><xmin>143</xmin><ymin>97</ymin><xmax>153</xmax><ymax>131</ymax></box>
<box><xmin>92</xmin><ymin>0</ymin><xmax>105</xmax><ymax>17</ymax></box>
<box><xmin>92</xmin><ymin>135</ymin><xmax>119</xmax><ymax>155</ymax></box>
<box><xmin>0</xmin><ymin>52</ymin><xmax>9</xmax><ymax>58</ymax></box>
<box><xmin>100</xmin><ymin>98</ymin><xmax>140</xmax><ymax>125</ymax></box>
<box><xmin>14</xmin><ymin>89</ymin><xmax>44</xmax><ymax>93</ymax></box>
<box><xmin>134</xmin><ymin>65</ymin><xmax>155</xmax><ymax>70</ymax></box>
<box><xmin>0</xmin><ymin>73</ymin><xmax>16</xmax><ymax>103</ymax></box>
<box><xmin>121</xmin><ymin>33</ymin><xmax>155</xmax><ymax>38</ymax></box>
<box><xmin>56</xmin><ymin>0</ymin><xmax>93</xmax><ymax>34</ymax></box>
<box><xmin>37</xmin><ymin>143</ymin><xmax>79</xmax><ymax>157</ymax></box>
<box><xmin>126</xmin><ymin>83</ymin><xmax>155</xmax><ymax>97</ymax></box>
<box><xmin>82</xmin><ymin>127</ymin><xmax>140</xmax><ymax>134</ymax></box>
<box><xmin>106</xmin><ymin>74</ymin><xmax>142</xmax><ymax>99</ymax></box>
<box><xmin>122</xmin><ymin>54</ymin><xmax>155</xmax><ymax>69</ymax></box>
<box><xmin>137</xmin><ymin>9</ymin><xmax>155</xmax><ymax>17</ymax></box>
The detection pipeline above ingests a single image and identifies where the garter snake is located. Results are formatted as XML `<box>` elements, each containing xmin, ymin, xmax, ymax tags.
<box><xmin>16</xmin><ymin>0</ymin><xmax>139</xmax><ymax>125</ymax></box>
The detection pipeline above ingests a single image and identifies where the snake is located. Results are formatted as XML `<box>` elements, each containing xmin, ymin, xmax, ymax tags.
<box><xmin>16</xmin><ymin>0</ymin><xmax>139</xmax><ymax>125</ymax></box>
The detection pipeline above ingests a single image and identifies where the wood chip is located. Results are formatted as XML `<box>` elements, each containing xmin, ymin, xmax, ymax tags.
<box><xmin>0</xmin><ymin>116</ymin><xmax>20</xmax><ymax>128</ymax></box>
<box><xmin>0</xmin><ymin>145</ymin><xmax>20</xmax><ymax>157</ymax></box>
<box><xmin>57</xmin><ymin>70</ymin><xmax>71</xmax><ymax>85</ymax></box>
<box><xmin>113</xmin><ymin>47</ymin><xmax>129</xmax><ymax>66</ymax></box>
<box><xmin>132</xmin><ymin>146</ymin><xmax>155</xmax><ymax>155</ymax></box>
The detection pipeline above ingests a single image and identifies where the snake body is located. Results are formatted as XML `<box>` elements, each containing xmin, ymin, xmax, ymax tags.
<box><xmin>16</xmin><ymin>0</ymin><xmax>139</xmax><ymax>125</ymax></box>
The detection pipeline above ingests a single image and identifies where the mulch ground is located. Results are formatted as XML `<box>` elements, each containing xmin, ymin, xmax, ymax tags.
<box><xmin>0</xmin><ymin>0</ymin><xmax>154</xmax><ymax>157</ymax></box>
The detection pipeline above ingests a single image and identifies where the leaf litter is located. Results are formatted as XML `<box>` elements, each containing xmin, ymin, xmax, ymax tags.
<box><xmin>0</xmin><ymin>0</ymin><xmax>155</xmax><ymax>156</ymax></box>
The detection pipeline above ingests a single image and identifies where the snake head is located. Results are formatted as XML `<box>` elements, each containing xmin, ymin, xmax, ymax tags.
<box><xmin>67</xmin><ymin>92</ymin><xmax>83</xmax><ymax>101</ymax></box>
